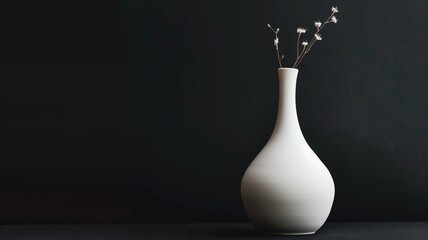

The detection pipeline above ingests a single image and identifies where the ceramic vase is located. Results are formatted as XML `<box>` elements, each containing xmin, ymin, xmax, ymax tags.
<box><xmin>241</xmin><ymin>68</ymin><xmax>335</xmax><ymax>235</ymax></box>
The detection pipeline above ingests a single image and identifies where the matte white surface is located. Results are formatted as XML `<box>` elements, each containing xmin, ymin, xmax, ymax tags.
<box><xmin>241</xmin><ymin>68</ymin><xmax>335</xmax><ymax>235</ymax></box>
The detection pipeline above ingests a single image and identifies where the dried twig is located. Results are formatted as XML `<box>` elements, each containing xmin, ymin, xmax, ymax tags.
<box><xmin>267</xmin><ymin>6</ymin><xmax>339</xmax><ymax>69</ymax></box>
<box><xmin>267</xmin><ymin>24</ymin><xmax>284</xmax><ymax>68</ymax></box>
<box><xmin>293</xmin><ymin>6</ymin><xmax>339</xmax><ymax>68</ymax></box>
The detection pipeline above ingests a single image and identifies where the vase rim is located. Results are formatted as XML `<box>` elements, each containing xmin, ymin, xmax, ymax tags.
<box><xmin>278</xmin><ymin>68</ymin><xmax>298</xmax><ymax>71</ymax></box>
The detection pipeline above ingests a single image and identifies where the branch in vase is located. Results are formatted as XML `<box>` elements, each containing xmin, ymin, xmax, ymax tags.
<box><xmin>267</xmin><ymin>24</ymin><xmax>284</xmax><ymax>68</ymax></box>
<box><xmin>293</xmin><ymin>6</ymin><xmax>339</xmax><ymax>68</ymax></box>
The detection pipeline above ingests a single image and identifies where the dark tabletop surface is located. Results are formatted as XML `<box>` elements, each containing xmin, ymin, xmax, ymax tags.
<box><xmin>1</xmin><ymin>222</ymin><xmax>427</xmax><ymax>240</ymax></box>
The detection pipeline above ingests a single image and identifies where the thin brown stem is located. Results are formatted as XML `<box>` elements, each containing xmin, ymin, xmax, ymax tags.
<box><xmin>276</xmin><ymin>38</ymin><xmax>283</xmax><ymax>68</ymax></box>
<box><xmin>296</xmin><ymin>33</ymin><xmax>301</xmax><ymax>60</ymax></box>
<box><xmin>294</xmin><ymin>38</ymin><xmax>316</xmax><ymax>67</ymax></box>
<box><xmin>300</xmin><ymin>45</ymin><xmax>306</xmax><ymax>57</ymax></box>
<box><xmin>293</xmin><ymin>41</ymin><xmax>307</xmax><ymax>67</ymax></box>
<box><xmin>295</xmin><ymin>37</ymin><xmax>316</xmax><ymax>67</ymax></box>
<box><xmin>305</xmin><ymin>38</ymin><xmax>317</xmax><ymax>53</ymax></box>
<box><xmin>318</xmin><ymin>12</ymin><xmax>335</xmax><ymax>32</ymax></box>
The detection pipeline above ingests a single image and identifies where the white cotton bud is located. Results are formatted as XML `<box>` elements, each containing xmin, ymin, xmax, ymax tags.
<box><xmin>297</xmin><ymin>28</ymin><xmax>307</xmax><ymax>34</ymax></box>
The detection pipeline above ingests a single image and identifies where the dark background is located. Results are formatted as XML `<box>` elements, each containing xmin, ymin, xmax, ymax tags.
<box><xmin>1</xmin><ymin>0</ymin><xmax>427</xmax><ymax>224</ymax></box>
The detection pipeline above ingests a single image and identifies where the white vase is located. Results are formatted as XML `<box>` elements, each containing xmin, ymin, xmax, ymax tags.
<box><xmin>241</xmin><ymin>68</ymin><xmax>335</xmax><ymax>235</ymax></box>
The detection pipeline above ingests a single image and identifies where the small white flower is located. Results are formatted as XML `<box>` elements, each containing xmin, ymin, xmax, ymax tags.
<box><xmin>267</xmin><ymin>24</ymin><xmax>271</xmax><ymax>28</ymax></box>
<box><xmin>302</xmin><ymin>41</ymin><xmax>308</xmax><ymax>46</ymax></box>
<box><xmin>276</xmin><ymin>28</ymin><xmax>280</xmax><ymax>33</ymax></box>
<box><xmin>332</xmin><ymin>6</ymin><xmax>339</xmax><ymax>13</ymax></box>
<box><xmin>315</xmin><ymin>21</ymin><xmax>322</xmax><ymax>28</ymax></box>
<box><xmin>314</xmin><ymin>33</ymin><xmax>322</xmax><ymax>40</ymax></box>
<box><xmin>297</xmin><ymin>27</ymin><xmax>307</xmax><ymax>34</ymax></box>
<box><xmin>274</xmin><ymin>37</ymin><xmax>279</xmax><ymax>48</ymax></box>
<box><xmin>331</xmin><ymin>16</ymin><xmax>338</xmax><ymax>23</ymax></box>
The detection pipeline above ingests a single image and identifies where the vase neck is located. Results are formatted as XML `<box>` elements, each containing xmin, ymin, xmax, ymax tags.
<box><xmin>271</xmin><ymin>68</ymin><xmax>304</xmax><ymax>140</ymax></box>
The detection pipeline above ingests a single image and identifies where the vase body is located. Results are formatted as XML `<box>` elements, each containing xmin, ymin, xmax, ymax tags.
<box><xmin>241</xmin><ymin>68</ymin><xmax>335</xmax><ymax>235</ymax></box>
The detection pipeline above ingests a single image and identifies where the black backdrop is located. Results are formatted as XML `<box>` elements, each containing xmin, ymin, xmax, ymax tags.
<box><xmin>1</xmin><ymin>0</ymin><xmax>427</xmax><ymax>224</ymax></box>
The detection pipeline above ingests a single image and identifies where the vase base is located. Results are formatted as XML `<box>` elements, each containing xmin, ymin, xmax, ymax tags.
<box><xmin>268</xmin><ymin>231</ymin><xmax>316</xmax><ymax>236</ymax></box>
